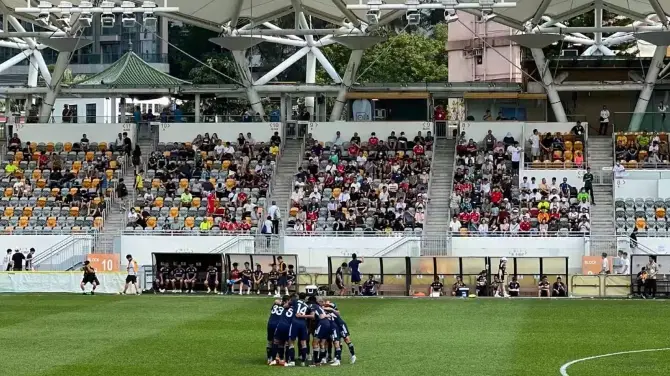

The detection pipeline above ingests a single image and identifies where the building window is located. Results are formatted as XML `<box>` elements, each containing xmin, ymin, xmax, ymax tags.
<box><xmin>86</xmin><ymin>103</ymin><xmax>96</xmax><ymax>123</ymax></box>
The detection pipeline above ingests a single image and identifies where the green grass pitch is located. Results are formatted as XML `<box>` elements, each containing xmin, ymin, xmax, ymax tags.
<box><xmin>1</xmin><ymin>295</ymin><xmax>670</xmax><ymax>375</ymax></box>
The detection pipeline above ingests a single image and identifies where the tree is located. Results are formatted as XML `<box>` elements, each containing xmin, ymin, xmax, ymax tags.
<box><xmin>316</xmin><ymin>23</ymin><xmax>449</xmax><ymax>84</ymax></box>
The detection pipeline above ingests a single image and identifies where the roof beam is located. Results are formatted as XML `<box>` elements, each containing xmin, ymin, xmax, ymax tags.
<box><xmin>649</xmin><ymin>0</ymin><xmax>669</xmax><ymax>25</ymax></box>
<box><xmin>239</xmin><ymin>7</ymin><xmax>295</xmax><ymax>30</ymax></box>
<box><xmin>548</xmin><ymin>2</ymin><xmax>595</xmax><ymax>25</ymax></box>
<box><xmin>461</xmin><ymin>10</ymin><xmax>524</xmax><ymax>30</ymax></box>
<box><xmin>229</xmin><ymin>0</ymin><xmax>245</xmax><ymax>28</ymax></box>
<box><xmin>331</xmin><ymin>0</ymin><xmax>362</xmax><ymax>28</ymax></box>
<box><xmin>531</xmin><ymin>0</ymin><xmax>553</xmax><ymax>26</ymax></box>
<box><xmin>602</xmin><ymin>2</ymin><xmax>648</xmax><ymax>22</ymax></box>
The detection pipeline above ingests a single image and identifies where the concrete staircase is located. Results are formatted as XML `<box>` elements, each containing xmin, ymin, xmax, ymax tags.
<box><xmin>587</xmin><ymin>136</ymin><xmax>615</xmax><ymax>238</ymax></box>
<box><xmin>95</xmin><ymin>127</ymin><xmax>157</xmax><ymax>252</ymax></box>
<box><xmin>266</xmin><ymin>138</ymin><xmax>302</xmax><ymax>229</ymax></box>
<box><xmin>424</xmin><ymin>138</ymin><xmax>455</xmax><ymax>234</ymax></box>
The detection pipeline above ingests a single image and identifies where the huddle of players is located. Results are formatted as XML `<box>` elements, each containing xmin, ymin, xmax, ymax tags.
<box><xmin>154</xmin><ymin>263</ymin><xmax>220</xmax><ymax>294</ymax></box>
<box><xmin>227</xmin><ymin>256</ymin><xmax>296</xmax><ymax>296</ymax></box>
<box><xmin>267</xmin><ymin>293</ymin><xmax>356</xmax><ymax>367</ymax></box>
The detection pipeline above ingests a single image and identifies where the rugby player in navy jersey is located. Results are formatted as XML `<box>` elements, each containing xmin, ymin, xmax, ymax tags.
<box><xmin>269</xmin><ymin>296</ymin><xmax>293</xmax><ymax>366</ymax></box>
<box><xmin>287</xmin><ymin>292</ymin><xmax>312</xmax><ymax>366</ymax></box>
<box><xmin>266</xmin><ymin>297</ymin><xmax>285</xmax><ymax>363</ymax></box>
<box><xmin>324</xmin><ymin>301</ymin><xmax>356</xmax><ymax>364</ymax></box>
<box><xmin>348</xmin><ymin>254</ymin><xmax>363</xmax><ymax>295</ymax></box>
<box><xmin>241</xmin><ymin>262</ymin><xmax>253</xmax><ymax>295</ymax></box>
<box><xmin>308</xmin><ymin>296</ymin><xmax>340</xmax><ymax>367</ymax></box>
<box><xmin>253</xmin><ymin>263</ymin><xmax>265</xmax><ymax>295</ymax></box>
<box><xmin>335</xmin><ymin>262</ymin><xmax>346</xmax><ymax>296</ymax></box>
<box><xmin>184</xmin><ymin>264</ymin><xmax>197</xmax><ymax>293</ymax></box>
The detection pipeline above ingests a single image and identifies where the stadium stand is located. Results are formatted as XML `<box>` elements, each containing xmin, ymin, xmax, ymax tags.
<box><xmin>126</xmin><ymin>132</ymin><xmax>278</xmax><ymax>233</ymax></box>
<box><xmin>284</xmin><ymin>129</ymin><xmax>433</xmax><ymax>235</ymax></box>
<box><xmin>614</xmin><ymin>132</ymin><xmax>669</xmax><ymax>167</ymax></box>
<box><xmin>614</xmin><ymin>197</ymin><xmax>670</xmax><ymax>236</ymax></box>
<box><xmin>0</xmin><ymin>137</ymin><xmax>120</xmax><ymax>233</ymax></box>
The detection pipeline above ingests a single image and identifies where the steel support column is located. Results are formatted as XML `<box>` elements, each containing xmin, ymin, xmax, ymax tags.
<box><xmin>39</xmin><ymin>51</ymin><xmax>70</xmax><ymax>121</ymax></box>
<box><xmin>531</xmin><ymin>48</ymin><xmax>567</xmax><ymax>122</ymax></box>
<box><xmin>630</xmin><ymin>45</ymin><xmax>667</xmax><ymax>131</ymax></box>
<box><xmin>330</xmin><ymin>49</ymin><xmax>363</xmax><ymax>121</ymax></box>
<box><xmin>232</xmin><ymin>50</ymin><xmax>265</xmax><ymax>118</ymax></box>
<box><xmin>304</xmin><ymin>51</ymin><xmax>317</xmax><ymax>117</ymax></box>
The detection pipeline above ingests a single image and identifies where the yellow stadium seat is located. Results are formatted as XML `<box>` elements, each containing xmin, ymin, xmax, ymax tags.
<box><xmin>226</xmin><ymin>178</ymin><xmax>235</xmax><ymax>189</ymax></box>
<box><xmin>290</xmin><ymin>207</ymin><xmax>298</xmax><ymax>217</ymax></box>
<box><xmin>64</xmin><ymin>142</ymin><xmax>72</xmax><ymax>152</ymax></box>
<box><xmin>106</xmin><ymin>169</ymin><xmax>114</xmax><ymax>179</ymax></box>
<box><xmin>152</xmin><ymin>179</ymin><xmax>161</xmax><ymax>189</ymax></box>
<box><xmin>69</xmin><ymin>207</ymin><xmax>79</xmax><ymax>217</ymax></box>
<box><xmin>69</xmin><ymin>187</ymin><xmax>78</xmax><ymax>196</ymax></box>
<box><xmin>105</xmin><ymin>151</ymin><xmax>113</xmax><ymax>159</ymax></box>
<box><xmin>22</xmin><ymin>207</ymin><xmax>32</xmax><ymax>217</ymax></box>
<box><xmin>92</xmin><ymin>178</ymin><xmax>100</xmax><ymax>188</ymax></box>
<box><xmin>72</xmin><ymin>161</ymin><xmax>82</xmax><ymax>172</ymax></box>
<box><xmin>93</xmin><ymin>197</ymin><xmax>101</xmax><ymax>206</ymax></box>
<box><xmin>184</xmin><ymin>217</ymin><xmax>195</xmax><ymax>229</ymax></box>
<box><xmin>564</xmin><ymin>160</ymin><xmax>573</xmax><ymax>168</ymax></box>
<box><xmin>179</xmin><ymin>179</ymin><xmax>188</xmax><ymax>190</ymax></box>
<box><xmin>85</xmin><ymin>151</ymin><xmax>94</xmax><ymax>162</ymax></box>
<box><xmin>155</xmin><ymin>197</ymin><xmax>164</xmax><ymax>208</ymax></box>
<box><xmin>206</xmin><ymin>217</ymin><xmax>214</xmax><ymax>225</ymax></box>
<box><xmin>109</xmin><ymin>160</ymin><xmax>117</xmax><ymax>169</ymax></box>
<box><xmin>51</xmin><ymin>188</ymin><xmax>60</xmax><ymax>196</ymax></box>
<box><xmin>32</xmin><ymin>152</ymin><xmax>40</xmax><ymax>161</ymax></box>
<box><xmin>147</xmin><ymin>217</ymin><xmax>157</xmax><ymax>228</ymax></box>
<box><xmin>4</xmin><ymin>226</ymin><xmax>13</xmax><ymax>233</ymax></box>
<box><xmin>184</xmin><ymin>142</ymin><xmax>192</xmax><ymax>149</ymax></box>
<box><xmin>94</xmin><ymin>217</ymin><xmax>104</xmax><ymax>228</ymax></box>
<box><xmin>82</xmin><ymin>178</ymin><xmax>91</xmax><ymax>188</ymax></box>
<box><xmin>47</xmin><ymin>217</ymin><xmax>57</xmax><ymax>227</ymax></box>
<box><xmin>37</xmin><ymin>197</ymin><xmax>46</xmax><ymax>207</ymax></box>
<box><xmin>32</xmin><ymin>170</ymin><xmax>41</xmax><ymax>180</ymax></box>
<box><xmin>14</xmin><ymin>151</ymin><xmax>23</xmax><ymax>161</ymax></box>
<box><xmin>564</xmin><ymin>141</ymin><xmax>573</xmax><ymax>151</ymax></box>
<box><xmin>46</xmin><ymin>142</ymin><xmax>54</xmax><ymax>152</ymax></box>
<box><xmin>656</xmin><ymin>207</ymin><xmax>666</xmax><ymax>219</ymax></box>
<box><xmin>564</xmin><ymin>150</ymin><xmax>573</xmax><ymax>161</ymax></box>
<box><xmin>169</xmin><ymin>207</ymin><xmax>179</xmax><ymax>218</ymax></box>
<box><xmin>4</xmin><ymin>207</ymin><xmax>14</xmax><ymax>217</ymax></box>
<box><xmin>574</xmin><ymin>141</ymin><xmax>583</xmax><ymax>151</ymax></box>
<box><xmin>98</xmin><ymin>142</ymin><xmax>107</xmax><ymax>151</ymax></box>
<box><xmin>222</xmin><ymin>160</ymin><xmax>231</xmax><ymax>169</ymax></box>
<box><xmin>192</xmin><ymin>197</ymin><xmax>201</xmax><ymax>208</ymax></box>
<box><xmin>200</xmin><ymin>151</ymin><xmax>207</xmax><ymax>160</ymax></box>
<box><xmin>333</xmin><ymin>188</ymin><xmax>342</xmax><ymax>198</ymax></box>
<box><xmin>636</xmin><ymin>217</ymin><xmax>646</xmax><ymax>229</ymax></box>
<box><xmin>18</xmin><ymin>216</ymin><xmax>28</xmax><ymax>227</ymax></box>
<box><xmin>4</xmin><ymin>188</ymin><xmax>12</xmax><ymax>197</ymax></box>
<box><xmin>71</xmin><ymin>226</ymin><xmax>81</xmax><ymax>232</ymax></box>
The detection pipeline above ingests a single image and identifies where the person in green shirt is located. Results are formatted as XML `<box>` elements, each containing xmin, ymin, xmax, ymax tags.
<box><xmin>199</xmin><ymin>219</ymin><xmax>212</xmax><ymax>231</ymax></box>
<box><xmin>582</xmin><ymin>167</ymin><xmax>595</xmax><ymax>205</ymax></box>
<box><xmin>636</xmin><ymin>133</ymin><xmax>650</xmax><ymax>149</ymax></box>
<box><xmin>180</xmin><ymin>189</ymin><xmax>193</xmax><ymax>208</ymax></box>
<box><xmin>329</xmin><ymin>153</ymin><xmax>339</xmax><ymax>164</ymax></box>
<box><xmin>577</xmin><ymin>188</ymin><xmax>590</xmax><ymax>203</ymax></box>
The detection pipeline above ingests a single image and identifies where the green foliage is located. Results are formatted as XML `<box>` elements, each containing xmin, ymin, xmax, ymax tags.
<box><xmin>187</xmin><ymin>54</ymin><xmax>238</xmax><ymax>85</ymax></box>
<box><xmin>316</xmin><ymin>23</ymin><xmax>449</xmax><ymax>84</ymax></box>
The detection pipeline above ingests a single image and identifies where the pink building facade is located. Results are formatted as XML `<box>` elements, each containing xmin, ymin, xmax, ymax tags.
<box><xmin>446</xmin><ymin>12</ymin><xmax>523</xmax><ymax>83</ymax></box>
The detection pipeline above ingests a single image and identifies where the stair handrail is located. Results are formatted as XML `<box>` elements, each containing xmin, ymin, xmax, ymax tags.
<box><xmin>32</xmin><ymin>234</ymin><xmax>93</xmax><ymax>269</ymax></box>
<box><xmin>283</xmin><ymin>134</ymin><xmax>307</xmax><ymax>233</ymax></box>
<box><xmin>257</xmin><ymin>138</ymin><xmax>283</xmax><ymax>235</ymax></box>
<box><xmin>209</xmin><ymin>237</ymin><xmax>239</xmax><ymax>253</ymax></box>
<box><xmin>424</xmin><ymin>132</ymin><xmax>437</xmax><ymax>231</ymax></box>
<box><xmin>447</xmin><ymin>132</ymin><xmax>460</xmax><ymax>227</ymax></box>
<box><xmin>32</xmin><ymin>235</ymin><xmax>81</xmax><ymax>264</ymax></box>
<box><xmin>372</xmin><ymin>236</ymin><xmax>413</xmax><ymax>257</ymax></box>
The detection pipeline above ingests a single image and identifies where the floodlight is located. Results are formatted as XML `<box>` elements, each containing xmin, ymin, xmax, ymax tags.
<box><xmin>366</xmin><ymin>0</ymin><xmax>382</xmax><ymax>25</ymax></box>
<box><xmin>100</xmin><ymin>1</ymin><xmax>115</xmax><ymax>28</ymax></box>
<box><xmin>142</xmin><ymin>1</ymin><xmax>158</xmax><ymax>31</ymax></box>
<box><xmin>444</xmin><ymin>9</ymin><xmax>458</xmax><ymax>23</ymax></box>
<box><xmin>58</xmin><ymin>1</ymin><xmax>72</xmax><ymax>26</ymax></box>
<box><xmin>405</xmin><ymin>0</ymin><xmax>420</xmax><ymax>26</ymax></box>
<box><xmin>121</xmin><ymin>1</ymin><xmax>136</xmax><ymax>28</ymax></box>
<box><xmin>479</xmin><ymin>0</ymin><xmax>495</xmax><ymax>6</ymax></box>
<box><xmin>37</xmin><ymin>1</ymin><xmax>52</xmax><ymax>26</ymax></box>
<box><xmin>78</xmin><ymin>1</ymin><xmax>93</xmax><ymax>27</ymax></box>
<box><xmin>441</xmin><ymin>0</ymin><xmax>459</xmax><ymax>7</ymax></box>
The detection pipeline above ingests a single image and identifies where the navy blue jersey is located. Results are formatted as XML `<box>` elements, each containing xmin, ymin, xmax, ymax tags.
<box><xmin>279</xmin><ymin>304</ymin><xmax>294</xmax><ymax>325</ymax></box>
<box><xmin>335</xmin><ymin>267</ymin><xmax>344</xmax><ymax>284</ymax></box>
<box><xmin>185</xmin><ymin>266</ymin><xmax>197</xmax><ymax>278</ymax></box>
<box><xmin>173</xmin><ymin>267</ymin><xmax>185</xmax><ymax>278</ymax></box>
<box><xmin>268</xmin><ymin>303</ymin><xmax>284</xmax><ymax>326</ymax></box>
<box><xmin>292</xmin><ymin>300</ymin><xmax>311</xmax><ymax>323</ymax></box>
<box><xmin>331</xmin><ymin>310</ymin><xmax>346</xmax><ymax>329</ymax></box>
<box><xmin>348</xmin><ymin>259</ymin><xmax>361</xmax><ymax>274</ymax></box>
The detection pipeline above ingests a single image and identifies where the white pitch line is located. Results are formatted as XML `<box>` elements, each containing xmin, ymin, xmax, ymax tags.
<box><xmin>559</xmin><ymin>348</ymin><xmax>670</xmax><ymax>376</ymax></box>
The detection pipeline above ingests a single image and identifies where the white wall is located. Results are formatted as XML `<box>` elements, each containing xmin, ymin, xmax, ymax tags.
<box><xmin>158</xmin><ymin>122</ymin><xmax>282</xmax><ymax>144</ymax></box>
<box><xmin>634</xmin><ymin>238</ymin><xmax>670</xmax><ymax>254</ymax></box>
<box><xmin>283</xmin><ymin>236</ymin><xmax>421</xmax><ymax>271</ymax></box>
<box><xmin>308</xmin><ymin>121</ymin><xmax>433</xmax><ymax>143</ymax></box>
<box><xmin>0</xmin><ymin>235</ymin><xmax>76</xmax><ymax>253</ymax></box>
<box><xmin>521</xmin><ymin>169</ymin><xmax>587</xmax><ymax>190</ymax></box>
<box><xmin>117</xmin><ymin>236</ymin><xmax>254</xmax><ymax>264</ymax></box>
<box><xmin>614</xmin><ymin>171</ymin><xmax>670</xmax><ymax>199</ymax></box>
<box><xmin>451</xmin><ymin>236</ymin><xmax>587</xmax><ymax>272</ymax></box>
<box><xmin>0</xmin><ymin>272</ymin><xmax>127</xmax><ymax>294</ymax></box>
<box><xmin>14</xmin><ymin>122</ymin><xmax>136</xmax><ymax>144</ymax></box>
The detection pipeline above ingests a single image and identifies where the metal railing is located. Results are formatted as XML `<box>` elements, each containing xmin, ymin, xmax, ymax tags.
<box><xmin>284</xmin><ymin>134</ymin><xmax>307</xmax><ymax>230</ymax></box>
<box><xmin>32</xmin><ymin>233</ymin><xmax>96</xmax><ymax>271</ymax></box>
<box><xmin>423</xmin><ymin>138</ymin><xmax>437</xmax><ymax>229</ymax></box>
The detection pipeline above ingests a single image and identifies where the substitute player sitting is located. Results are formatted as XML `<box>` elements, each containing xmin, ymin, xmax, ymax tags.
<box><xmin>184</xmin><ymin>264</ymin><xmax>198</xmax><ymax>293</ymax></box>
<box><xmin>430</xmin><ymin>277</ymin><xmax>444</xmax><ymax>297</ymax></box>
<box><xmin>155</xmin><ymin>263</ymin><xmax>171</xmax><ymax>293</ymax></box>
<box><xmin>80</xmin><ymin>260</ymin><xmax>99</xmax><ymax>295</ymax></box>
<box><xmin>204</xmin><ymin>265</ymin><xmax>220</xmax><ymax>294</ymax></box>
<box><xmin>172</xmin><ymin>263</ymin><xmax>186</xmax><ymax>293</ymax></box>
<box><xmin>240</xmin><ymin>262</ymin><xmax>253</xmax><ymax>295</ymax></box>
<box><xmin>267</xmin><ymin>264</ymin><xmax>279</xmax><ymax>297</ymax></box>
<box><xmin>253</xmin><ymin>263</ymin><xmax>265</xmax><ymax>295</ymax></box>
<box><xmin>287</xmin><ymin>264</ymin><xmax>296</xmax><ymax>292</ymax></box>
<box><xmin>226</xmin><ymin>262</ymin><xmax>242</xmax><ymax>294</ymax></box>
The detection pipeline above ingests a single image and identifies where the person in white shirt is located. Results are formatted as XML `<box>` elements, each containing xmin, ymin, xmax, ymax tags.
<box><xmin>214</xmin><ymin>141</ymin><xmax>225</xmax><ymax>156</ymax></box>
<box><xmin>613</xmin><ymin>161</ymin><xmax>626</xmax><ymax>178</ymax></box>
<box><xmin>339</xmin><ymin>189</ymin><xmax>351</xmax><ymax>203</ymax></box>
<box><xmin>12</xmin><ymin>180</ymin><xmax>24</xmax><ymax>196</ymax></box>
<box><xmin>659</xmin><ymin>102</ymin><xmax>668</xmax><ymax>124</ymax></box>
<box><xmin>267</xmin><ymin>201</ymin><xmax>280</xmax><ymax>234</ymax></box>
<box><xmin>290</xmin><ymin>187</ymin><xmax>303</xmax><ymax>206</ymax></box>
<box><xmin>600</xmin><ymin>252</ymin><xmax>610</xmax><ymax>274</ymax></box>
<box><xmin>333</xmin><ymin>131</ymin><xmax>344</xmax><ymax>146</ymax></box>
<box><xmin>378</xmin><ymin>187</ymin><xmax>390</xmax><ymax>202</ymax></box>
<box><xmin>510</xmin><ymin>142</ymin><xmax>521</xmax><ymax>172</ymax></box>
<box><xmin>127</xmin><ymin>209</ymin><xmax>139</xmax><ymax>226</ymax></box>
<box><xmin>222</xmin><ymin>142</ymin><xmax>235</xmax><ymax>155</ymax></box>
<box><xmin>449</xmin><ymin>216</ymin><xmax>462</xmax><ymax>233</ymax></box>
<box><xmin>2</xmin><ymin>249</ymin><xmax>12</xmax><ymax>271</ymax></box>
<box><xmin>617</xmin><ymin>251</ymin><xmax>630</xmax><ymax>274</ymax></box>
<box><xmin>481</xmin><ymin>179</ymin><xmax>491</xmax><ymax>195</ymax></box>
<box><xmin>520</xmin><ymin>177</ymin><xmax>530</xmax><ymax>193</ymax></box>
<box><xmin>529</xmin><ymin>177</ymin><xmax>538</xmax><ymax>192</ymax></box>
<box><xmin>356</xmin><ymin>153</ymin><xmax>367</xmax><ymax>166</ymax></box>
<box><xmin>308</xmin><ymin>188</ymin><xmax>321</xmax><ymax>202</ymax></box>
<box><xmin>529</xmin><ymin>129</ymin><xmax>540</xmax><ymax>158</ymax></box>
<box><xmin>327</xmin><ymin>198</ymin><xmax>338</xmax><ymax>213</ymax></box>
<box><xmin>599</xmin><ymin>105</ymin><xmax>610</xmax><ymax>135</ymax></box>
<box><xmin>477</xmin><ymin>220</ymin><xmax>489</xmax><ymax>235</ymax></box>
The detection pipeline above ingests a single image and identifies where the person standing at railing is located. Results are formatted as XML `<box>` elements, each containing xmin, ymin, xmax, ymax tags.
<box><xmin>645</xmin><ymin>256</ymin><xmax>658</xmax><ymax>298</ymax></box>
<box><xmin>582</xmin><ymin>167</ymin><xmax>595</xmax><ymax>205</ymax></box>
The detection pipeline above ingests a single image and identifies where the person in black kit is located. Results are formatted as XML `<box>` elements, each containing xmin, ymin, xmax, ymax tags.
<box><xmin>451</xmin><ymin>276</ymin><xmax>467</xmax><ymax>296</ymax></box>
<box><xmin>241</xmin><ymin>262</ymin><xmax>253</xmax><ymax>295</ymax></box>
<box><xmin>430</xmin><ymin>277</ymin><xmax>444</xmax><ymax>297</ymax></box>
<box><xmin>252</xmin><ymin>263</ymin><xmax>265</xmax><ymax>295</ymax></box>
<box><xmin>583</xmin><ymin>167</ymin><xmax>595</xmax><ymax>205</ymax></box>
<box><xmin>552</xmin><ymin>276</ymin><xmax>567</xmax><ymax>297</ymax></box>
<box><xmin>205</xmin><ymin>265</ymin><xmax>219</xmax><ymax>294</ymax></box>
<box><xmin>538</xmin><ymin>276</ymin><xmax>551</xmax><ymax>297</ymax></box>
<box><xmin>11</xmin><ymin>249</ymin><xmax>25</xmax><ymax>271</ymax></box>
<box><xmin>335</xmin><ymin>262</ymin><xmax>347</xmax><ymax>296</ymax></box>
<box><xmin>80</xmin><ymin>260</ymin><xmax>99</xmax><ymax>295</ymax></box>
<box><xmin>172</xmin><ymin>263</ymin><xmax>186</xmax><ymax>293</ymax></box>
<box><xmin>287</xmin><ymin>264</ymin><xmax>296</xmax><ymax>291</ymax></box>
<box><xmin>475</xmin><ymin>269</ymin><xmax>488</xmax><ymax>296</ymax></box>
<box><xmin>635</xmin><ymin>267</ymin><xmax>647</xmax><ymax>297</ymax></box>
<box><xmin>362</xmin><ymin>275</ymin><xmax>379</xmax><ymax>296</ymax></box>
<box><xmin>25</xmin><ymin>248</ymin><xmax>35</xmax><ymax>271</ymax></box>
<box><xmin>184</xmin><ymin>264</ymin><xmax>197</xmax><ymax>293</ymax></box>
<box><xmin>508</xmin><ymin>276</ymin><xmax>520</xmax><ymax>297</ymax></box>
<box><xmin>267</xmin><ymin>264</ymin><xmax>279</xmax><ymax>297</ymax></box>
<box><xmin>155</xmin><ymin>263</ymin><xmax>171</xmax><ymax>293</ymax></box>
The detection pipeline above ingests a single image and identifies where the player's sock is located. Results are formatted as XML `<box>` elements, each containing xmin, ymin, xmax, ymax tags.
<box><xmin>347</xmin><ymin>342</ymin><xmax>355</xmax><ymax>356</ymax></box>
<box><xmin>335</xmin><ymin>348</ymin><xmax>342</xmax><ymax>361</ymax></box>
<box><xmin>312</xmin><ymin>349</ymin><xmax>320</xmax><ymax>364</ymax></box>
<box><xmin>300</xmin><ymin>346</ymin><xmax>307</xmax><ymax>363</ymax></box>
<box><xmin>270</xmin><ymin>344</ymin><xmax>278</xmax><ymax>360</ymax></box>
<box><xmin>320</xmin><ymin>349</ymin><xmax>327</xmax><ymax>362</ymax></box>
<box><xmin>279</xmin><ymin>345</ymin><xmax>285</xmax><ymax>361</ymax></box>
<box><xmin>266</xmin><ymin>344</ymin><xmax>272</xmax><ymax>360</ymax></box>
<box><xmin>287</xmin><ymin>346</ymin><xmax>295</xmax><ymax>362</ymax></box>
<box><xmin>328</xmin><ymin>343</ymin><xmax>333</xmax><ymax>360</ymax></box>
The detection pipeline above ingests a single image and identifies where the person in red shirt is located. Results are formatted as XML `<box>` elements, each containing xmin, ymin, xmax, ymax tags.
<box><xmin>206</xmin><ymin>191</ymin><xmax>216</xmax><ymax>215</ymax></box>
<box><xmin>459</xmin><ymin>211</ymin><xmax>471</xmax><ymax>223</ymax></box>
<box><xmin>306</xmin><ymin>210</ymin><xmax>317</xmax><ymax>221</ymax></box>
<box><xmin>412</xmin><ymin>143</ymin><xmax>424</xmax><ymax>155</ymax></box>
<box><xmin>519</xmin><ymin>218</ymin><xmax>531</xmax><ymax>232</ymax></box>
<box><xmin>219</xmin><ymin>219</ymin><xmax>230</xmax><ymax>231</ymax></box>
<box><xmin>237</xmin><ymin>191</ymin><xmax>248</xmax><ymax>206</ymax></box>
<box><xmin>368</xmin><ymin>132</ymin><xmax>379</xmax><ymax>147</ymax></box>
<box><xmin>549</xmin><ymin>208</ymin><xmax>561</xmax><ymax>220</ymax></box>
<box><xmin>305</xmin><ymin>219</ymin><xmax>314</xmax><ymax>233</ymax></box>
<box><xmin>434</xmin><ymin>105</ymin><xmax>446</xmax><ymax>121</ymax></box>
<box><xmin>470</xmin><ymin>209</ymin><xmax>481</xmax><ymax>224</ymax></box>
<box><xmin>239</xmin><ymin>220</ymin><xmax>251</xmax><ymax>232</ymax></box>
<box><xmin>490</xmin><ymin>188</ymin><xmax>503</xmax><ymax>204</ymax></box>
<box><xmin>348</xmin><ymin>143</ymin><xmax>359</xmax><ymax>156</ymax></box>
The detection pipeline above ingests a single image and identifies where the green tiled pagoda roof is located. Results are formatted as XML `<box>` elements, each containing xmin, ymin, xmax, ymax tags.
<box><xmin>76</xmin><ymin>51</ymin><xmax>190</xmax><ymax>86</ymax></box>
